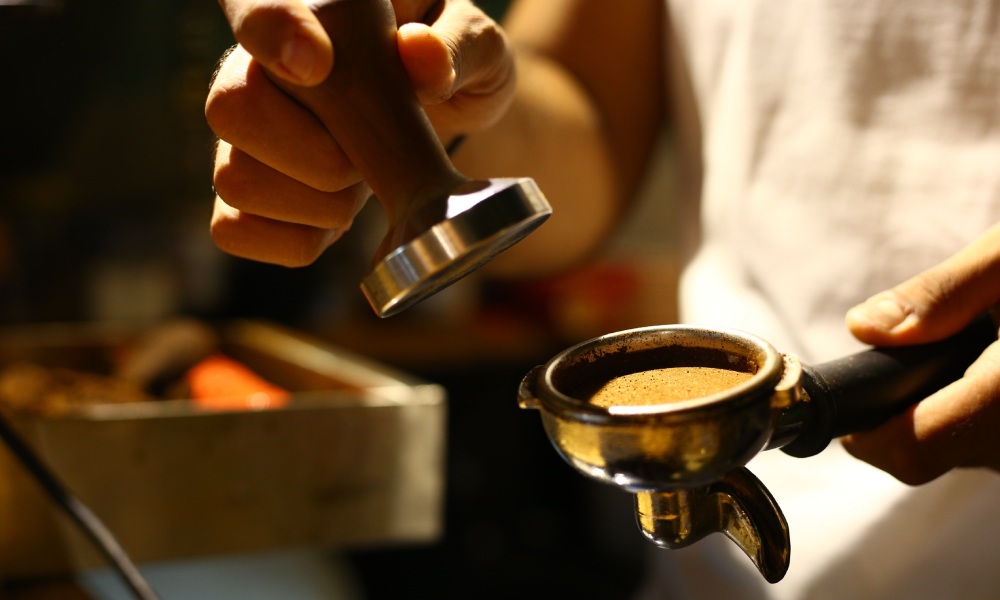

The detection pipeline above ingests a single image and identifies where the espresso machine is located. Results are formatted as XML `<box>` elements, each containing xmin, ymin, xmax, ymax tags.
<box><xmin>518</xmin><ymin>317</ymin><xmax>995</xmax><ymax>582</ymax></box>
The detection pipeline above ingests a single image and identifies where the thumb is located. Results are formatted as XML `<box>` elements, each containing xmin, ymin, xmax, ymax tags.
<box><xmin>846</xmin><ymin>222</ymin><xmax>1000</xmax><ymax>346</ymax></box>
<box><xmin>397</xmin><ymin>22</ymin><xmax>457</xmax><ymax>105</ymax></box>
<box><xmin>396</xmin><ymin>2</ymin><xmax>515</xmax><ymax>121</ymax></box>
<box><xmin>220</xmin><ymin>0</ymin><xmax>333</xmax><ymax>86</ymax></box>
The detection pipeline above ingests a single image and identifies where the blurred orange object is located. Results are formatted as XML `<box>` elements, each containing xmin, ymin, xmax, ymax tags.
<box><xmin>186</xmin><ymin>354</ymin><xmax>290</xmax><ymax>410</ymax></box>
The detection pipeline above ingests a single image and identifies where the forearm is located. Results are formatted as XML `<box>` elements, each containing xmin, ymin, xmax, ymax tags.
<box><xmin>454</xmin><ymin>0</ymin><xmax>667</xmax><ymax>278</ymax></box>
<box><xmin>453</xmin><ymin>51</ymin><xmax>619</xmax><ymax>277</ymax></box>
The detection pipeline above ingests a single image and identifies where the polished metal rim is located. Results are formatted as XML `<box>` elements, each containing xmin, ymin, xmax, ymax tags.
<box><xmin>361</xmin><ymin>178</ymin><xmax>551</xmax><ymax>317</ymax></box>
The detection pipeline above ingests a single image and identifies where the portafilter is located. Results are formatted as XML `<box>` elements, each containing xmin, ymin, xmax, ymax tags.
<box><xmin>518</xmin><ymin>316</ymin><xmax>996</xmax><ymax>582</ymax></box>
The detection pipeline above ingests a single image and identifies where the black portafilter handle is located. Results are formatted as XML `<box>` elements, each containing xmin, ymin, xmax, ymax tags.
<box><xmin>781</xmin><ymin>314</ymin><xmax>997</xmax><ymax>458</ymax></box>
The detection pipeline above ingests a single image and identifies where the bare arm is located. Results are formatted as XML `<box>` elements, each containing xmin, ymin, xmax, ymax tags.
<box><xmin>458</xmin><ymin>0</ymin><xmax>667</xmax><ymax>277</ymax></box>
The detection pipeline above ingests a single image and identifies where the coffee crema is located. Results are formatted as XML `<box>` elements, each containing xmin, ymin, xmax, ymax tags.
<box><xmin>588</xmin><ymin>366</ymin><xmax>753</xmax><ymax>408</ymax></box>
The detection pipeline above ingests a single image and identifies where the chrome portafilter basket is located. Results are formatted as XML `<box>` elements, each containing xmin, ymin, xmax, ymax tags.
<box><xmin>518</xmin><ymin>317</ymin><xmax>996</xmax><ymax>582</ymax></box>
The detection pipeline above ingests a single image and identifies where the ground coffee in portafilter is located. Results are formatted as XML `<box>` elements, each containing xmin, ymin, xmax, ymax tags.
<box><xmin>550</xmin><ymin>344</ymin><xmax>757</xmax><ymax>408</ymax></box>
<box><xmin>588</xmin><ymin>366</ymin><xmax>753</xmax><ymax>407</ymax></box>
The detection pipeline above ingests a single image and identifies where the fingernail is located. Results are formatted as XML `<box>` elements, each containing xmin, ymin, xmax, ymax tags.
<box><xmin>281</xmin><ymin>35</ymin><xmax>318</xmax><ymax>83</ymax></box>
<box><xmin>851</xmin><ymin>296</ymin><xmax>909</xmax><ymax>331</ymax></box>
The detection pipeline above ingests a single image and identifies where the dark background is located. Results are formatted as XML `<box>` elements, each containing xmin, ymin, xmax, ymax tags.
<box><xmin>1</xmin><ymin>2</ymin><xmax>648</xmax><ymax>599</ymax></box>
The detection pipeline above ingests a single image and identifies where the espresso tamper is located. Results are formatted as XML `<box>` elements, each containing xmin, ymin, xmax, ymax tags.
<box><xmin>518</xmin><ymin>316</ymin><xmax>996</xmax><ymax>582</ymax></box>
<box><xmin>271</xmin><ymin>0</ymin><xmax>551</xmax><ymax>317</ymax></box>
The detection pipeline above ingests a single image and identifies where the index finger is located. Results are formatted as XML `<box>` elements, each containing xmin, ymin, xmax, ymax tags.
<box><xmin>219</xmin><ymin>0</ymin><xmax>333</xmax><ymax>85</ymax></box>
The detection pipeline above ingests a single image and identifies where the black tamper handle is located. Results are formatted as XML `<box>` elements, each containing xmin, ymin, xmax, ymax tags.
<box><xmin>782</xmin><ymin>314</ymin><xmax>997</xmax><ymax>458</ymax></box>
<box><xmin>269</xmin><ymin>0</ymin><xmax>468</xmax><ymax>249</ymax></box>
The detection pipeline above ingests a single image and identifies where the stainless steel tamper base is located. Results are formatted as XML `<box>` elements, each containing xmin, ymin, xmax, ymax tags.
<box><xmin>361</xmin><ymin>178</ymin><xmax>551</xmax><ymax>318</ymax></box>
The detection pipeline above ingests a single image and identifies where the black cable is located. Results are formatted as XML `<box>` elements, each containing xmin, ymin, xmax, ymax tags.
<box><xmin>0</xmin><ymin>410</ymin><xmax>161</xmax><ymax>600</ymax></box>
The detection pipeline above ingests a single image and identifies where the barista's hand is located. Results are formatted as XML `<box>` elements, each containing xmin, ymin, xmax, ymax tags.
<box><xmin>842</xmin><ymin>222</ymin><xmax>1000</xmax><ymax>485</ymax></box>
<box><xmin>206</xmin><ymin>0</ymin><xmax>516</xmax><ymax>266</ymax></box>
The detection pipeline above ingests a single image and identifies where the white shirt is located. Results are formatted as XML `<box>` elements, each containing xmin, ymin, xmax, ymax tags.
<box><xmin>641</xmin><ymin>1</ymin><xmax>1000</xmax><ymax>597</ymax></box>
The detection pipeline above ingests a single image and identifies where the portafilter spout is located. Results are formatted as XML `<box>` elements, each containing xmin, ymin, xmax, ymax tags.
<box><xmin>270</xmin><ymin>0</ymin><xmax>551</xmax><ymax>317</ymax></box>
<box><xmin>518</xmin><ymin>316</ymin><xmax>996</xmax><ymax>583</ymax></box>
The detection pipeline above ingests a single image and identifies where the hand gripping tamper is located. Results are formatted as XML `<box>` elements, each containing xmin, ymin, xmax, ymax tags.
<box><xmin>272</xmin><ymin>0</ymin><xmax>551</xmax><ymax>317</ymax></box>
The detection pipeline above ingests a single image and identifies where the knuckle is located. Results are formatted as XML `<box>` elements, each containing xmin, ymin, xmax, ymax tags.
<box><xmin>205</xmin><ymin>52</ymin><xmax>253</xmax><ymax>140</ymax></box>
<box><xmin>298</xmin><ymin>145</ymin><xmax>362</xmax><ymax>193</ymax></box>
<box><xmin>310</xmin><ymin>211</ymin><xmax>352</xmax><ymax>232</ymax></box>
<box><xmin>209</xmin><ymin>211</ymin><xmax>329</xmax><ymax>269</ymax></box>
<box><xmin>476</xmin><ymin>16</ymin><xmax>509</xmax><ymax>58</ymax></box>
<box><xmin>884</xmin><ymin>437</ymin><xmax>945</xmax><ymax>486</ymax></box>
<box><xmin>283</xmin><ymin>228</ymin><xmax>331</xmax><ymax>267</ymax></box>
<box><xmin>234</xmin><ymin>6</ymin><xmax>291</xmax><ymax>56</ymax></box>
<box><xmin>205</xmin><ymin>84</ymin><xmax>245</xmax><ymax>142</ymax></box>
<box><xmin>311</xmin><ymin>186</ymin><xmax>368</xmax><ymax>230</ymax></box>
<box><xmin>843</xmin><ymin>426</ymin><xmax>940</xmax><ymax>486</ymax></box>
<box><xmin>208</xmin><ymin>215</ymin><xmax>244</xmax><ymax>258</ymax></box>
<box><xmin>910</xmin><ymin>270</ymin><xmax>958</xmax><ymax>313</ymax></box>
<box><xmin>462</xmin><ymin>13</ymin><xmax>510</xmax><ymax>81</ymax></box>
<box><xmin>225</xmin><ymin>5</ymin><xmax>292</xmax><ymax>66</ymax></box>
<box><xmin>309</xmin><ymin>169</ymin><xmax>355</xmax><ymax>194</ymax></box>
<box><xmin>211</xmin><ymin>159</ymin><xmax>251</xmax><ymax>209</ymax></box>
<box><xmin>887</xmin><ymin>456</ymin><xmax>934</xmax><ymax>486</ymax></box>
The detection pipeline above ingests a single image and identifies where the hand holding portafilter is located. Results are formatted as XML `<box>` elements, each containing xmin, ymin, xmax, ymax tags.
<box><xmin>518</xmin><ymin>316</ymin><xmax>997</xmax><ymax>583</ymax></box>
<box><xmin>269</xmin><ymin>0</ymin><xmax>550</xmax><ymax>317</ymax></box>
